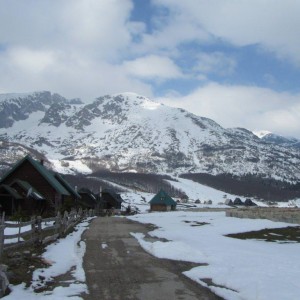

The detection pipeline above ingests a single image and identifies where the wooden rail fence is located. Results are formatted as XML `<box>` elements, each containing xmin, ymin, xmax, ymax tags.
<box><xmin>0</xmin><ymin>208</ymin><xmax>95</xmax><ymax>260</ymax></box>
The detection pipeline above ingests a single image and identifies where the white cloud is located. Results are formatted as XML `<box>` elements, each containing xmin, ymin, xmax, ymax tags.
<box><xmin>194</xmin><ymin>52</ymin><xmax>236</xmax><ymax>76</ymax></box>
<box><xmin>158</xmin><ymin>82</ymin><xmax>300</xmax><ymax>139</ymax></box>
<box><xmin>0</xmin><ymin>0</ymin><xmax>299</xmax><ymax>141</ymax></box>
<box><xmin>0</xmin><ymin>0</ymin><xmax>135</xmax><ymax>59</ymax></box>
<box><xmin>123</xmin><ymin>55</ymin><xmax>183</xmax><ymax>80</ymax></box>
<box><xmin>0</xmin><ymin>0</ymin><xmax>154</xmax><ymax>100</ymax></box>
<box><xmin>8</xmin><ymin>47</ymin><xmax>56</xmax><ymax>73</ymax></box>
<box><xmin>151</xmin><ymin>0</ymin><xmax>300</xmax><ymax>66</ymax></box>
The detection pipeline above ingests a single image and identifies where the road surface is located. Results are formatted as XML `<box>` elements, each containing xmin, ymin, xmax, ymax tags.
<box><xmin>82</xmin><ymin>217</ymin><xmax>222</xmax><ymax>300</ymax></box>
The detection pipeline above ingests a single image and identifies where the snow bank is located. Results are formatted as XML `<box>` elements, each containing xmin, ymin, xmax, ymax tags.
<box><xmin>6</xmin><ymin>218</ymin><xmax>94</xmax><ymax>299</ymax></box>
<box><xmin>129</xmin><ymin>211</ymin><xmax>300</xmax><ymax>300</ymax></box>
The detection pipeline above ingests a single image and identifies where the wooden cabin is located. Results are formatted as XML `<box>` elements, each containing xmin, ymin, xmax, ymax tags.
<box><xmin>9</xmin><ymin>179</ymin><xmax>46</xmax><ymax>215</ymax></box>
<box><xmin>0</xmin><ymin>184</ymin><xmax>23</xmax><ymax>216</ymax></box>
<box><xmin>149</xmin><ymin>189</ymin><xmax>177</xmax><ymax>212</ymax></box>
<box><xmin>78</xmin><ymin>188</ymin><xmax>97</xmax><ymax>209</ymax></box>
<box><xmin>0</xmin><ymin>155</ymin><xmax>80</xmax><ymax>216</ymax></box>
<box><xmin>101</xmin><ymin>189</ymin><xmax>123</xmax><ymax>211</ymax></box>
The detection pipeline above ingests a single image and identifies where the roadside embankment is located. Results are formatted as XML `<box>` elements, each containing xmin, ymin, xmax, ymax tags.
<box><xmin>226</xmin><ymin>207</ymin><xmax>300</xmax><ymax>224</ymax></box>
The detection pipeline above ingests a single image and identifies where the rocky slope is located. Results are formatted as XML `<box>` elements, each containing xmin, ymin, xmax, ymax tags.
<box><xmin>0</xmin><ymin>91</ymin><xmax>300</xmax><ymax>182</ymax></box>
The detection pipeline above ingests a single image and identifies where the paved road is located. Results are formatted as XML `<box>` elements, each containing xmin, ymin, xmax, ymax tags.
<box><xmin>82</xmin><ymin>217</ymin><xmax>222</xmax><ymax>300</ymax></box>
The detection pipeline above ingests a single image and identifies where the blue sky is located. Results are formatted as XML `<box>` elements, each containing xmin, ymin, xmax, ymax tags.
<box><xmin>0</xmin><ymin>0</ymin><xmax>299</xmax><ymax>138</ymax></box>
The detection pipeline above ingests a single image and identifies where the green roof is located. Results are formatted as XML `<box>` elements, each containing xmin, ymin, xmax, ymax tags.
<box><xmin>149</xmin><ymin>189</ymin><xmax>177</xmax><ymax>206</ymax></box>
<box><xmin>0</xmin><ymin>155</ymin><xmax>71</xmax><ymax>196</ymax></box>
<box><xmin>55</xmin><ymin>173</ymin><xmax>81</xmax><ymax>198</ymax></box>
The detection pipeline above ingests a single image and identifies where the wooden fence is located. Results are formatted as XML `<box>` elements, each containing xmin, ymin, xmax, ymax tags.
<box><xmin>0</xmin><ymin>208</ymin><xmax>95</xmax><ymax>260</ymax></box>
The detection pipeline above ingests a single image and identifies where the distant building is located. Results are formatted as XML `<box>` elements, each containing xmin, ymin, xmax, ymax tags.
<box><xmin>0</xmin><ymin>155</ymin><xmax>80</xmax><ymax>216</ymax></box>
<box><xmin>100</xmin><ymin>189</ymin><xmax>123</xmax><ymax>211</ymax></box>
<box><xmin>225</xmin><ymin>199</ymin><xmax>233</xmax><ymax>206</ymax></box>
<box><xmin>233</xmin><ymin>197</ymin><xmax>244</xmax><ymax>206</ymax></box>
<box><xmin>78</xmin><ymin>188</ymin><xmax>97</xmax><ymax>209</ymax></box>
<box><xmin>149</xmin><ymin>189</ymin><xmax>177</xmax><ymax>212</ymax></box>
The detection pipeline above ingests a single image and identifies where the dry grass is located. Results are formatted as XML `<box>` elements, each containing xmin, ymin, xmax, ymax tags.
<box><xmin>226</xmin><ymin>226</ymin><xmax>300</xmax><ymax>243</ymax></box>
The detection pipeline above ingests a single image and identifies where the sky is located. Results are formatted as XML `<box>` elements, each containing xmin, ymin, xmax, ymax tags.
<box><xmin>0</xmin><ymin>0</ymin><xmax>300</xmax><ymax>138</ymax></box>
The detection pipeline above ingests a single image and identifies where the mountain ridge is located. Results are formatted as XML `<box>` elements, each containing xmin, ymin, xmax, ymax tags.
<box><xmin>0</xmin><ymin>91</ymin><xmax>300</xmax><ymax>183</ymax></box>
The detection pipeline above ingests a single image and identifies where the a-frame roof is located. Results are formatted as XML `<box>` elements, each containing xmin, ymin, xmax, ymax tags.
<box><xmin>0</xmin><ymin>155</ymin><xmax>72</xmax><ymax>196</ymax></box>
<box><xmin>149</xmin><ymin>189</ymin><xmax>177</xmax><ymax>206</ymax></box>
<box><xmin>11</xmin><ymin>179</ymin><xmax>45</xmax><ymax>200</ymax></box>
<box><xmin>102</xmin><ymin>189</ymin><xmax>123</xmax><ymax>203</ymax></box>
<box><xmin>55</xmin><ymin>173</ymin><xmax>81</xmax><ymax>198</ymax></box>
<box><xmin>0</xmin><ymin>184</ymin><xmax>22</xmax><ymax>200</ymax></box>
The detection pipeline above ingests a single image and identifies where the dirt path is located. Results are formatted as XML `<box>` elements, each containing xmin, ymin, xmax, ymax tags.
<box><xmin>82</xmin><ymin>217</ymin><xmax>222</xmax><ymax>300</ymax></box>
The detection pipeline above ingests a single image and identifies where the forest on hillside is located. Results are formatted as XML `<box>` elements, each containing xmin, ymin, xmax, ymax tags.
<box><xmin>180</xmin><ymin>173</ymin><xmax>300</xmax><ymax>201</ymax></box>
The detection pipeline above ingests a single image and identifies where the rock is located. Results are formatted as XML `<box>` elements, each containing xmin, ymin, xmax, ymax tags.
<box><xmin>0</xmin><ymin>264</ymin><xmax>9</xmax><ymax>297</ymax></box>
<box><xmin>38</xmin><ymin>275</ymin><xmax>45</xmax><ymax>281</ymax></box>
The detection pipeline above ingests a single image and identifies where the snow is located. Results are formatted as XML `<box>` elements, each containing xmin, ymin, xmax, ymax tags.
<box><xmin>2</xmin><ymin>92</ymin><xmax>300</xmax><ymax>182</ymax></box>
<box><xmin>129</xmin><ymin>211</ymin><xmax>300</xmax><ymax>300</ymax></box>
<box><xmin>253</xmin><ymin>130</ymin><xmax>272</xmax><ymax>138</ymax></box>
<box><xmin>0</xmin><ymin>92</ymin><xmax>35</xmax><ymax>102</ymax></box>
<box><xmin>122</xmin><ymin>191</ymin><xmax>154</xmax><ymax>213</ymax></box>
<box><xmin>5</xmin><ymin>218</ymin><xmax>94</xmax><ymax>299</ymax></box>
<box><xmin>101</xmin><ymin>243</ymin><xmax>108</xmax><ymax>249</ymax></box>
<box><xmin>167</xmin><ymin>177</ymin><xmax>233</xmax><ymax>205</ymax></box>
<box><xmin>49</xmin><ymin>159</ymin><xmax>92</xmax><ymax>175</ymax></box>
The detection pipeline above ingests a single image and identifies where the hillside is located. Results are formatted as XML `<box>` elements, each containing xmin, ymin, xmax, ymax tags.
<box><xmin>0</xmin><ymin>91</ymin><xmax>300</xmax><ymax>186</ymax></box>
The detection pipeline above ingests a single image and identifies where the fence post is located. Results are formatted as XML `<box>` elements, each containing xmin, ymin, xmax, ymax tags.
<box><xmin>0</xmin><ymin>225</ymin><xmax>5</xmax><ymax>262</ymax></box>
<box><xmin>1</xmin><ymin>212</ymin><xmax>5</xmax><ymax>225</ymax></box>
<box><xmin>30</xmin><ymin>216</ymin><xmax>35</xmax><ymax>242</ymax></box>
<box><xmin>17</xmin><ymin>221</ymin><xmax>21</xmax><ymax>243</ymax></box>
<box><xmin>63</xmin><ymin>211</ymin><xmax>68</xmax><ymax>235</ymax></box>
<box><xmin>56</xmin><ymin>211</ymin><xmax>61</xmax><ymax>236</ymax></box>
<box><xmin>36</xmin><ymin>216</ymin><xmax>42</xmax><ymax>244</ymax></box>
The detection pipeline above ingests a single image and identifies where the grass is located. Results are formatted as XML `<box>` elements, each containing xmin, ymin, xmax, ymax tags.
<box><xmin>226</xmin><ymin>226</ymin><xmax>300</xmax><ymax>243</ymax></box>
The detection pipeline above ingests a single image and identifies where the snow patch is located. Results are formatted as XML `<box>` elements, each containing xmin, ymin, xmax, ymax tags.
<box><xmin>129</xmin><ymin>211</ymin><xmax>300</xmax><ymax>300</ymax></box>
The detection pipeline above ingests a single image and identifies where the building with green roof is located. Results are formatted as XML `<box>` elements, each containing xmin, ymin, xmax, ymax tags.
<box><xmin>149</xmin><ymin>189</ymin><xmax>177</xmax><ymax>212</ymax></box>
<box><xmin>0</xmin><ymin>155</ymin><xmax>80</xmax><ymax>215</ymax></box>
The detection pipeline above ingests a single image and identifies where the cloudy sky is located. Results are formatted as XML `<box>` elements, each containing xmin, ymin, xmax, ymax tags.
<box><xmin>0</xmin><ymin>0</ymin><xmax>300</xmax><ymax>138</ymax></box>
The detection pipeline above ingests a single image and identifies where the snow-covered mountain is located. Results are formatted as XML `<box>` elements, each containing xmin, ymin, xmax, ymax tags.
<box><xmin>0</xmin><ymin>91</ymin><xmax>300</xmax><ymax>182</ymax></box>
<box><xmin>253</xmin><ymin>131</ymin><xmax>300</xmax><ymax>149</ymax></box>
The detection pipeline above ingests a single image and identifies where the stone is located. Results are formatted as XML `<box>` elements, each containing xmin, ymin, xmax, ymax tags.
<box><xmin>0</xmin><ymin>264</ymin><xmax>9</xmax><ymax>297</ymax></box>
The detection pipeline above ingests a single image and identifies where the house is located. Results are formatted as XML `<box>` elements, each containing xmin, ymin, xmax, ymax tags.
<box><xmin>100</xmin><ymin>189</ymin><xmax>123</xmax><ymax>211</ymax></box>
<box><xmin>225</xmin><ymin>199</ymin><xmax>233</xmax><ymax>206</ymax></box>
<box><xmin>0</xmin><ymin>184</ymin><xmax>23</xmax><ymax>216</ymax></box>
<box><xmin>9</xmin><ymin>179</ymin><xmax>46</xmax><ymax>215</ymax></box>
<box><xmin>0</xmin><ymin>155</ymin><xmax>80</xmax><ymax>215</ymax></box>
<box><xmin>233</xmin><ymin>197</ymin><xmax>244</xmax><ymax>206</ymax></box>
<box><xmin>78</xmin><ymin>188</ymin><xmax>97</xmax><ymax>209</ymax></box>
<box><xmin>149</xmin><ymin>189</ymin><xmax>177</xmax><ymax>212</ymax></box>
<box><xmin>245</xmin><ymin>198</ymin><xmax>257</xmax><ymax>206</ymax></box>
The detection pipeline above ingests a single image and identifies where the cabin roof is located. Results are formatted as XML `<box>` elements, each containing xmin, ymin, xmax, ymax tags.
<box><xmin>102</xmin><ymin>189</ymin><xmax>123</xmax><ymax>203</ymax></box>
<box><xmin>0</xmin><ymin>184</ymin><xmax>22</xmax><ymax>200</ymax></box>
<box><xmin>78</xmin><ymin>188</ymin><xmax>97</xmax><ymax>200</ymax></box>
<box><xmin>11</xmin><ymin>179</ymin><xmax>45</xmax><ymax>200</ymax></box>
<box><xmin>0</xmin><ymin>155</ymin><xmax>76</xmax><ymax>196</ymax></box>
<box><xmin>149</xmin><ymin>189</ymin><xmax>177</xmax><ymax>206</ymax></box>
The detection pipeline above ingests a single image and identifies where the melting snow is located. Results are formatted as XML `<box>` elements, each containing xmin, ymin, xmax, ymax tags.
<box><xmin>129</xmin><ymin>211</ymin><xmax>300</xmax><ymax>300</ymax></box>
